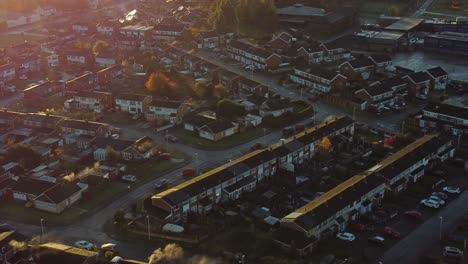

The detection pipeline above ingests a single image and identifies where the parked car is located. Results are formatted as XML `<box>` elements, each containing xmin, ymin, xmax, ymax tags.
<box><xmin>154</xmin><ymin>179</ymin><xmax>169</xmax><ymax>189</ymax></box>
<box><xmin>165</xmin><ymin>134</ymin><xmax>178</xmax><ymax>143</ymax></box>
<box><xmin>442</xmin><ymin>246</ymin><xmax>463</xmax><ymax>258</ymax></box>
<box><xmin>368</xmin><ymin>236</ymin><xmax>385</xmax><ymax>246</ymax></box>
<box><xmin>159</xmin><ymin>153</ymin><xmax>171</xmax><ymax>160</ymax></box>
<box><xmin>75</xmin><ymin>240</ymin><xmax>94</xmax><ymax>250</ymax></box>
<box><xmin>101</xmin><ymin>243</ymin><xmax>117</xmax><ymax>252</ymax></box>
<box><xmin>431</xmin><ymin>192</ymin><xmax>448</xmax><ymax>200</ymax></box>
<box><xmin>111</xmin><ymin>134</ymin><xmax>120</xmax><ymax>139</ymax></box>
<box><xmin>420</xmin><ymin>199</ymin><xmax>440</xmax><ymax>208</ymax></box>
<box><xmin>183</xmin><ymin>168</ymin><xmax>196</xmax><ymax>177</ymax></box>
<box><xmin>336</xmin><ymin>232</ymin><xmax>355</xmax><ymax>242</ymax></box>
<box><xmin>282</xmin><ymin>127</ymin><xmax>295</xmax><ymax>136</ymax></box>
<box><xmin>443</xmin><ymin>186</ymin><xmax>461</xmax><ymax>194</ymax></box>
<box><xmin>404</xmin><ymin>210</ymin><xmax>423</xmax><ymax>220</ymax></box>
<box><xmin>351</xmin><ymin>223</ymin><xmax>366</xmax><ymax>233</ymax></box>
<box><xmin>429</xmin><ymin>196</ymin><xmax>445</xmax><ymax>205</ymax></box>
<box><xmin>383</xmin><ymin>226</ymin><xmax>400</xmax><ymax>239</ymax></box>
<box><xmin>121</xmin><ymin>175</ymin><xmax>137</xmax><ymax>183</ymax></box>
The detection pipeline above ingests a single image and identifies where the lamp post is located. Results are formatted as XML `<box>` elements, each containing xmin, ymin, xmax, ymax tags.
<box><xmin>40</xmin><ymin>219</ymin><xmax>44</xmax><ymax>243</ymax></box>
<box><xmin>147</xmin><ymin>215</ymin><xmax>151</xmax><ymax>240</ymax></box>
<box><xmin>439</xmin><ymin>216</ymin><xmax>443</xmax><ymax>241</ymax></box>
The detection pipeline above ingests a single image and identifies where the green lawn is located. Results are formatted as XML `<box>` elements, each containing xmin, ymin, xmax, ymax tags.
<box><xmin>428</xmin><ymin>0</ymin><xmax>468</xmax><ymax>16</ymax></box>
<box><xmin>173</xmin><ymin>127</ymin><xmax>266</xmax><ymax>151</ymax></box>
<box><xmin>359</xmin><ymin>1</ymin><xmax>411</xmax><ymax>18</ymax></box>
<box><xmin>0</xmin><ymin>33</ymin><xmax>45</xmax><ymax>48</ymax></box>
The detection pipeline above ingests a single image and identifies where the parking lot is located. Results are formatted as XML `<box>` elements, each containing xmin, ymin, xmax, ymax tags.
<box><xmin>324</xmin><ymin>160</ymin><xmax>468</xmax><ymax>263</ymax></box>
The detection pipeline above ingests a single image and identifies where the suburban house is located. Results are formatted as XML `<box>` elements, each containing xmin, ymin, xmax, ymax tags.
<box><xmin>115</xmin><ymin>93</ymin><xmax>152</xmax><ymax>114</ymax></box>
<box><xmin>43</xmin><ymin>51</ymin><xmax>59</xmax><ymax>67</ymax></box>
<box><xmin>339</xmin><ymin>57</ymin><xmax>376</xmax><ymax>80</ymax></box>
<box><xmin>71</xmin><ymin>23</ymin><xmax>95</xmax><ymax>35</ymax></box>
<box><xmin>235</xmin><ymin>76</ymin><xmax>269</xmax><ymax>95</ymax></box>
<box><xmin>0</xmin><ymin>63</ymin><xmax>16</xmax><ymax>82</ymax></box>
<box><xmin>34</xmin><ymin>183</ymin><xmax>86</xmax><ymax>214</ymax></box>
<box><xmin>198</xmin><ymin>120</ymin><xmax>239</xmax><ymax>141</ymax></box>
<box><xmin>289</xmin><ymin>66</ymin><xmax>347</xmax><ymax>93</ymax></box>
<box><xmin>152</xmin><ymin>23</ymin><xmax>187</xmax><ymax>41</ymax></box>
<box><xmin>195</xmin><ymin>31</ymin><xmax>234</xmax><ymax>49</ymax></box>
<box><xmin>417</xmin><ymin>102</ymin><xmax>468</xmax><ymax>135</ymax></box>
<box><xmin>119</xmin><ymin>24</ymin><xmax>153</xmax><ymax>39</ymax></box>
<box><xmin>368</xmin><ymin>54</ymin><xmax>393</xmax><ymax>73</ymax></box>
<box><xmin>146</xmin><ymin>99</ymin><xmax>184</xmax><ymax>123</ymax></box>
<box><xmin>95</xmin><ymin>51</ymin><xmax>119</xmax><ymax>68</ymax></box>
<box><xmin>23</xmin><ymin>80</ymin><xmax>65</xmax><ymax>99</ymax></box>
<box><xmin>8</xmin><ymin>178</ymin><xmax>56</xmax><ymax>202</ymax></box>
<box><xmin>59</xmin><ymin>119</ymin><xmax>110</xmax><ymax>137</ymax></box>
<box><xmin>297</xmin><ymin>45</ymin><xmax>324</xmax><ymax>64</ymax></box>
<box><xmin>183</xmin><ymin>113</ymin><xmax>217</xmax><ymax>132</ymax></box>
<box><xmin>66</xmin><ymin>72</ymin><xmax>96</xmax><ymax>92</ymax></box>
<box><xmin>279</xmin><ymin>134</ymin><xmax>453</xmax><ymax>251</ymax></box>
<box><xmin>320</xmin><ymin>43</ymin><xmax>352</xmax><ymax>61</ymax></box>
<box><xmin>93</xmin><ymin>136</ymin><xmax>155</xmax><ymax>161</ymax></box>
<box><xmin>23</xmin><ymin>113</ymin><xmax>64</xmax><ymax>129</ymax></box>
<box><xmin>259</xmin><ymin>98</ymin><xmax>294</xmax><ymax>117</ymax></box>
<box><xmin>152</xmin><ymin>116</ymin><xmax>355</xmax><ymax>222</ymax></box>
<box><xmin>405</xmin><ymin>71</ymin><xmax>432</xmax><ymax>98</ymax></box>
<box><xmin>64</xmin><ymin>49</ymin><xmax>95</xmax><ymax>67</ymax></box>
<box><xmin>267</xmin><ymin>32</ymin><xmax>295</xmax><ymax>53</ymax></box>
<box><xmin>355</xmin><ymin>83</ymin><xmax>395</xmax><ymax>110</ymax></box>
<box><xmin>216</xmin><ymin>68</ymin><xmax>240</xmax><ymax>89</ymax></box>
<box><xmin>96</xmin><ymin>21</ymin><xmax>117</xmax><ymax>36</ymax></box>
<box><xmin>64</xmin><ymin>91</ymin><xmax>113</xmax><ymax>113</ymax></box>
<box><xmin>226</xmin><ymin>40</ymin><xmax>283</xmax><ymax>70</ymax></box>
<box><xmin>426</xmin><ymin>66</ymin><xmax>448</xmax><ymax>90</ymax></box>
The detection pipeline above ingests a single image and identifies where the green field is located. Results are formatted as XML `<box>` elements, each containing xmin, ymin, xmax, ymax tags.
<box><xmin>359</xmin><ymin>1</ymin><xmax>411</xmax><ymax>18</ymax></box>
<box><xmin>0</xmin><ymin>33</ymin><xmax>45</xmax><ymax>48</ymax></box>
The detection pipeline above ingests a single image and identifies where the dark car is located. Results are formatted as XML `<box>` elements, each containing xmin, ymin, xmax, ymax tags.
<box><xmin>383</xmin><ymin>226</ymin><xmax>401</xmax><ymax>239</ymax></box>
<box><xmin>404</xmin><ymin>210</ymin><xmax>423</xmax><ymax>220</ymax></box>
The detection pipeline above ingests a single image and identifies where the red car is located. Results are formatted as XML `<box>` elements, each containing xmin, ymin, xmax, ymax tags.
<box><xmin>351</xmin><ymin>223</ymin><xmax>366</xmax><ymax>233</ymax></box>
<box><xmin>183</xmin><ymin>168</ymin><xmax>196</xmax><ymax>177</ymax></box>
<box><xmin>404</xmin><ymin>210</ymin><xmax>423</xmax><ymax>220</ymax></box>
<box><xmin>383</xmin><ymin>226</ymin><xmax>400</xmax><ymax>239</ymax></box>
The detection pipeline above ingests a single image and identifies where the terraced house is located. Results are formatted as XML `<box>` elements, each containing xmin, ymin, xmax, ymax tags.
<box><xmin>152</xmin><ymin>116</ymin><xmax>355</xmax><ymax>222</ymax></box>
<box><xmin>226</xmin><ymin>40</ymin><xmax>283</xmax><ymax>70</ymax></box>
<box><xmin>289</xmin><ymin>66</ymin><xmax>347</xmax><ymax>93</ymax></box>
<box><xmin>277</xmin><ymin>134</ymin><xmax>454</xmax><ymax>255</ymax></box>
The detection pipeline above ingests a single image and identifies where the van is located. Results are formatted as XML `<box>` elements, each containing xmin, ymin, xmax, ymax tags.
<box><xmin>442</xmin><ymin>246</ymin><xmax>463</xmax><ymax>258</ymax></box>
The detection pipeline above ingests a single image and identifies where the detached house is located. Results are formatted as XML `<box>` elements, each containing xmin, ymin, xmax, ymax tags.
<box><xmin>93</xmin><ymin>136</ymin><xmax>155</xmax><ymax>161</ymax></box>
<box><xmin>355</xmin><ymin>83</ymin><xmax>395</xmax><ymax>110</ymax></box>
<box><xmin>426</xmin><ymin>66</ymin><xmax>448</xmax><ymax>90</ymax></box>
<box><xmin>199</xmin><ymin>120</ymin><xmax>239</xmax><ymax>142</ymax></box>
<box><xmin>235</xmin><ymin>76</ymin><xmax>269</xmax><ymax>95</ymax></box>
<box><xmin>115</xmin><ymin>93</ymin><xmax>152</xmax><ymax>114</ymax></box>
<box><xmin>259</xmin><ymin>98</ymin><xmax>294</xmax><ymax>117</ymax></box>
<box><xmin>289</xmin><ymin>66</ymin><xmax>347</xmax><ymax>93</ymax></box>
<box><xmin>216</xmin><ymin>68</ymin><xmax>240</xmax><ymax>89</ymax></box>
<box><xmin>9</xmin><ymin>178</ymin><xmax>56</xmax><ymax>201</ymax></box>
<box><xmin>226</xmin><ymin>40</ymin><xmax>283</xmax><ymax>70</ymax></box>
<box><xmin>34</xmin><ymin>183</ymin><xmax>85</xmax><ymax>214</ymax></box>
<box><xmin>297</xmin><ymin>45</ymin><xmax>324</xmax><ymax>64</ymax></box>
<box><xmin>405</xmin><ymin>71</ymin><xmax>432</xmax><ymax>98</ymax></box>
<box><xmin>368</xmin><ymin>54</ymin><xmax>393</xmax><ymax>73</ymax></box>
<box><xmin>339</xmin><ymin>57</ymin><xmax>376</xmax><ymax>80</ymax></box>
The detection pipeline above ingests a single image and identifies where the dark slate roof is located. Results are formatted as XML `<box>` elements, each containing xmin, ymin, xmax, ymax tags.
<box><xmin>116</xmin><ymin>93</ymin><xmax>150</xmax><ymax>102</ymax></box>
<box><xmin>183</xmin><ymin>114</ymin><xmax>215</xmax><ymax>127</ymax></box>
<box><xmin>384</xmin><ymin>76</ymin><xmax>407</xmax><ymax>88</ymax></box>
<box><xmin>10</xmin><ymin>178</ymin><xmax>56</xmax><ymax>196</ymax></box>
<box><xmin>35</xmin><ymin>183</ymin><xmax>82</xmax><ymax>204</ymax></box>
<box><xmin>369</xmin><ymin>54</ymin><xmax>392</xmax><ymax>64</ymax></box>
<box><xmin>348</xmin><ymin>57</ymin><xmax>375</xmax><ymax>69</ymax></box>
<box><xmin>365</xmin><ymin>83</ymin><xmax>392</xmax><ymax>96</ymax></box>
<box><xmin>92</xmin><ymin>137</ymin><xmax>134</xmax><ymax>151</ymax></box>
<box><xmin>263</xmin><ymin>98</ymin><xmax>292</xmax><ymax>111</ymax></box>
<box><xmin>153</xmin><ymin>23</ymin><xmax>186</xmax><ymax>32</ymax></box>
<box><xmin>199</xmin><ymin>120</ymin><xmax>236</xmax><ymax>134</ymax></box>
<box><xmin>198</xmin><ymin>30</ymin><xmax>220</xmax><ymax>39</ymax></box>
<box><xmin>228</xmin><ymin>40</ymin><xmax>275</xmax><ymax>59</ymax></box>
<box><xmin>424</xmin><ymin>102</ymin><xmax>468</xmax><ymax>121</ymax></box>
<box><xmin>224</xmin><ymin>176</ymin><xmax>256</xmax><ymax>193</ymax></box>
<box><xmin>237</xmin><ymin>76</ymin><xmax>262</xmax><ymax>88</ymax></box>
<box><xmin>296</xmin><ymin>66</ymin><xmax>341</xmax><ymax>81</ymax></box>
<box><xmin>150</xmin><ymin>99</ymin><xmax>181</xmax><ymax>109</ymax></box>
<box><xmin>60</xmin><ymin>119</ymin><xmax>106</xmax><ymax>132</ymax></box>
<box><xmin>426</xmin><ymin>66</ymin><xmax>448</xmax><ymax>78</ymax></box>
<box><xmin>23</xmin><ymin>113</ymin><xmax>64</xmax><ymax>125</ymax></box>
<box><xmin>407</xmin><ymin>71</ymin><xmax>432</xmax><ymax>83</ymax></box>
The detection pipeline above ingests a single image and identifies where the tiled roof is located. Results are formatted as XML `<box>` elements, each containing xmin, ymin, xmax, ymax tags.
<box><xmin>407</xmin><ymin>71</ymin><xmax>432</xmax><ymax>83</ymax></box>
<box><xmin>424</xmin><ymin>102</ymin><xmax>468</xmax><ymax>121</ymax></box>
<box><xmin>426</xmin><ymin>66</ymin><xmax>448</xmax><ymax>78</ymax></box>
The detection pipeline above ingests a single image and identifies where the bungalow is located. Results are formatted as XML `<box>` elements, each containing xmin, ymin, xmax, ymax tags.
<box><xmin>183</xmin><ymin>113</ymin><xmax>217</xmax><ymax>132</ymax></box>
<box><xmin>152</xmin><ymin>23</ymin><xmax>187</xmax><ymax>41</ymax></box>
<box><xmin>297</xmin><ymin>45</ymin><xmax>324</xmax><ymax>64</ymax></box>
<box><xmin>195</xmin><ymin>31</ymin><xmax>234</xmax><ymax>49</ymax></box>
<box><xmin>65</xmin><ymin>91</ymin><xmax>113</xmax><ymax>113</ymax></box>
<box><xmin>355</xmin><ymin>83</ymin><xmax>395</xmax><ymax>110</ymax></box>
<box><xmin>95</xmin><ymin>51</ymin><xmax>119</xmax><ymax>68</ymax></box>
<box><xmin>320</xmin><ymin>43</ymin><xmax>351</xmax><ymax>61</ymax></box>
<box><xmin>199</xmin><ymin>120</ymin><xmax>239</xmax><ymax>142</ymax></box>
<box><xmin>59</xmin><ymin>119</ymin><xmax>110</xmax><ymax>137</ymax></box>
<box><xmin>226</xmin><ymin>40</ymin><xmax>283</xmax><ymax>70</ymax></box>
<box><xmin>0</xmin><ymin>63</ymin><xmax>16</xmax><ymax>82</ymax></box>
<box><xmin>34</xmin><ymin>183</ymin><xmax>85</xmax><ymax>214</ymax></box>
<box><xmin>289</xmin><ymin>66</ymin><xmax>347</xmax><ymax>93</ymax></box>
<box><xmin>146</xmin><ymin>99</ymin><xmax>183</xmax><ymax>123</ymax></box>
<box><xmin>368</xmin><ymin>54</ymin><xmax>393</xmax><ymax>73</ymax></box>
<box><xmin>426</xmin><ymin>66</ymin><xmax>448</xmax><ymax>90</ymax></box>
<box><xmin>339</xmin><ymin>57</ymin><xmax>376</xmax><ymax>80</ymax></box>
<box><xmin>119</xmin><ymin>24</ymin><xmax>153</xmax><ymax>39</ymax></box>
<box><xmin>259</xmin><ymin>98</ymin><xmax>294</xmax><ymax>117</ymax></box>
<box><xmin>235</xmin><ymin>76</ymin><xmax>269</xmax><ymax>95</ymax></box>
<box><xmin>8</xmin><ymin>178</ymin><xmax>56</xmax><ymax>201</ymax></box>
<box><xmin>93</xmin><ymin>136</ymin><xmax>155</xmax><ymax>161</ymax></box>
<box><xmin>115</xmin><ymin>93</ymin><xmax>152</xmax><ymax>114</ymax></box>
<box><xmin>65</xmin><ymin>49</ymin><xmax>94</xmax><ymax>67</ymax></box>
<box><xmin>405</xmin><ymin>71</ymin><xmax>432</xmax><ymax>98</ymax></box>
<box><xmin>267</xmin><ymin>32</ymin><xmax>294</xmax><ymax>53</ymax></box>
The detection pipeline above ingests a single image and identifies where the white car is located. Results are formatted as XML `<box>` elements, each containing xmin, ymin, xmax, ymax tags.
<box><xmin>420</xmin><ymin>199</ymin><xmax>440</xmax><ymax>208</ymax></box>
<box><xmin>111</xmin><ymin>134</ymin><xmax>120</xmax><ymax>139</ymax></box>
<box><xmin>443</xmin><ymin>246</ymin><xmax>463</xmax><ymax>257</ymax></box>
<box><xmin>336</xmin><ymin>232</ymin><xmax>355</xmax><ymax>241</ymax></box>
<box><xmin>121</xmin><ymin>175</ymin><xmax>137</xmax><ymax>183</ymax></box>
<box><xmin>75</xmin><ymin>240</ymin><xmax>94</xmax><ymax>250</ymax></box>
<box><xmin>443</xmin><ymin>186</ymin><xmax>461</xmax><ymax>194</ymax></box>
<box><xmin>429</xmin><ymin>196</ymin><xmax>445</xmax><ymax>205</ymax></box>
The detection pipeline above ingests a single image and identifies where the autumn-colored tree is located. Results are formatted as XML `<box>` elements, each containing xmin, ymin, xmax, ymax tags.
<box><xmin>318</xmin><ymin>136</ymin><xmax>332</xmax><ymax>157</ymax></box>
<box><xmin>92</xmin><ymin>40</ymin><xmax>110</xmax><ymax>54</ymax></box>
<box><xmin>145</xmin><ymin>72</ymin><xmax>176</xmax><ymax>97</ymax></box>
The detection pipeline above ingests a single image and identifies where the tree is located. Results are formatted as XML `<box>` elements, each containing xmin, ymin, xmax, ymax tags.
<box><xmin>148</xmin><ymin>244</ymin><xmax>185</xmax><ymax>264</ymax></box>
<box><xmin>217</xmin><ymin>99</ymin><xmax>246</xmax><ymax>119</ymax></box>
<box><xmin>145</xmin><ymin>72</ymin><xmax>176</xmax><ymax>98</ymax></box>
<box><xmin>6</xmin><ymin>144</ymin><xmax>41</xmax><ymax>169</ymax></box>
<box><xmin>105</xmin><ymin>145</ymin><xmax>119</xmax><ymax>163</ymax></box>
<box><xmin>114</xmin><ymin>209</ymin><xmax>125</xmax><ymax>224</ymax></box>
<box><xmin>92</xmin><ymin>40</ymin><xmax>109</xmax><ymax>54</ymax></box>
<box><xmin>210</xmin><ymin>0</ymin><xmax>238</xmax><ymax>32</ymax></box>
<box><xmin>318</xmin><ymin>136</ymin><xmax>332</xmax><ymax>157</ymax></box>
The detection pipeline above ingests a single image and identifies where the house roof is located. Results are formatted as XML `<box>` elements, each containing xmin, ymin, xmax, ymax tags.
<box><xmin>407</xmin><ymin>71</ymin><xmax>432</xmax><ymax>83</ymax></box>
<box><xmin>116</xmin><ymin>93</ymin><xmax>150</xmax><ymax>101</ymax></box>
<box><xmin>153</xmin><ymin>23</ymin><xmax>185</xmax><ymax>32</ymax></box>
<box><xmin>10</xmin><ymin>178</ymin><xmax>56</xmax><ymax>196</ymax></box>
<box><xmin>92</xmin><ymin>137</ymin><xmax>134</xmax><ymax>151</ymax></box>
<box><xmin>35</xmin><ymin>183</ymin><xmax>82</xmax><ymax>204</ymax></box>
<box><xmin>348</xmin><ymin>57</ymin><xmax>375</xmax><ymax>69</ymax></box>
<box><xmin>228</xmin><ymin>40</ymin><xmax>276</xmax><ymax>59</ymax></box>
<box><xmin>199</xmin><ymin>120</ymin><xmax>236</xmax><ymax>134</ymax></box>
<box><xmin>276</xmin><ymin>32</ymin><xmax>294</xmax><ymax>42</ymax></box>
<box><xmin>384</xmin><ymin>17</ymin><xmax>424</xmax><ymax>31</ymax></box>
<box><xmin>364</xmin><ymin>83</ymin><xmax>392</xmax><ymax>96</ymax></box>
<box><xmin>198</xmin><ymin>30</ymin><xmax>220</xmax><ymax>39</ymax></box>
<box><xmin>183</xmin><ymin>114</ymin><xmax>216</xmax><ymax>127</ymax></box>
<box><xmin>296</xmin><ymin>66</ymin><xmax>342</xmax><ymax>81</ymax></box>
<box><xmin>150</xmin><ymin>99</ymin><xmax>182</xmax><ymax>109</ymax></box>
<box><xmin>369</xmin><ymin>54</ymin><xmax>392</xmax><ymax>64</ymax></box>
<box><xmin>59</xmin><ymin>119</ymin><xmax>106</xmax><ymax>132</ymax></box>
<box><xmin>262</xmin><ymin>98</ymin><xmax>292</xmax><ymax>111</ymax></box>
<box><xmin>23</xmin><ymin>113</ymin><xmax>64</xmax><ymax>125</ymax></box>
<box><xmin>384</xmin><ymin>76</ymin><xmax>407</xmax><ymax>88</ymax></box>
<box><xmin>276</xmin><ymin>5</ymin><xmax>326</xmax><ymax>17</ymax></box>
<box><xmin>424</xmin><ymin>102</ymin><xmax>468</xmax><ymax>121</ymax></box>
<box><xmin>426</xmin><ymin>66</ymin><xmax>448</xmax><ymax>79</ymax></box>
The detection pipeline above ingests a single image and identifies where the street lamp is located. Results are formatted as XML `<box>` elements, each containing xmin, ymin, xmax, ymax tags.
<box><xmin>439</xmin><ymin>216</ymin><xmax>443</xmax><ymax>241</ymax></box>
<box><xmin>147</xmin><ymin>215</ymin><xmax>151</xmax><ymax>240</ymax></box>
<box><xmin>40</xmin><ymin>219</ymin><xmax>44</xmax><ymax>243</ymax></box>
